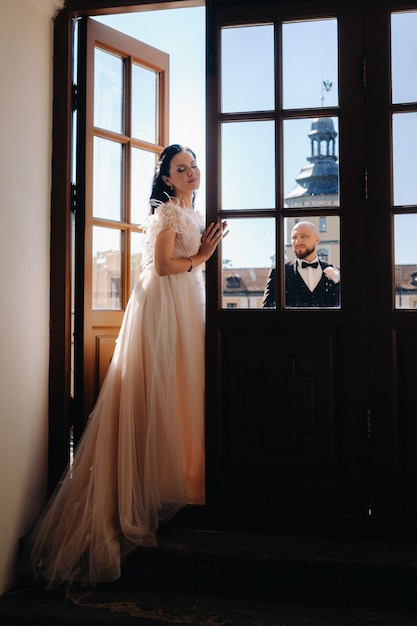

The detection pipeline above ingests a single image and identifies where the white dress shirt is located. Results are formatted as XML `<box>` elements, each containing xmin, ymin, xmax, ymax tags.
<box><xmin>297</xmin><ymin>257</ymin><xmax>322</xmax><ymax>292</ymax></box>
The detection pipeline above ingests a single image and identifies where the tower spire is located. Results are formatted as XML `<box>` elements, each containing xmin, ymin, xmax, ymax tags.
<box><xmin>320</xmin><ymin>78</ymin><xmax>333</xmax><ymax>107</ymax></box>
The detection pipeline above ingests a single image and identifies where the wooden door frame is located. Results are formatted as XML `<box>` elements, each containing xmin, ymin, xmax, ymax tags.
<box><xmin>50</xmin><ymin>1</ymin><xmax>417</xmax><ymax>540</ymax></box>
<box><xmin>49</xmin><ymin>9</ymin><xmax>73</xmax><ymax>493</ymax></box>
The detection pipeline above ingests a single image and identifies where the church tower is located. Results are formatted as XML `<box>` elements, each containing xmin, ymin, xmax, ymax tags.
<box><xmin>284</xmin><ymin>116</ymin><xmax>340</xmax><ymax>267</ymax></box>
<box><xmin>285</xmin><ymin>117</ymin><xmax>339</xmax><ymax>206</ymax></box>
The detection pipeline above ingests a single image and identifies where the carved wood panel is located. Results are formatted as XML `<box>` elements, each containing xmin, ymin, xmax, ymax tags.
<box><xmin>220</xmin><ymin>328</ymin><xmax>340</xmax><ymax>475</ymax></box>
<box><xmin>210</xmin><ymin>327</ymin><xmax>343</xmax><ymax>508</ymax></box>
<box><xmin>94</xmin><ymin>331</ymin><xmax>118</xmax><ymax>394</ymax></box>
<box><xmin>397</xmin><ymin>331</ymin><xmax>417</xmax><ymax>485</ymax></box>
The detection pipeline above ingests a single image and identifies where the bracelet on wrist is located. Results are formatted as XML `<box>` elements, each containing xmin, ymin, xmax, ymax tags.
<box><xmin>186</xmin><ymin>256</ymin><xmax>193</xmax><ymax>272</ymax></box>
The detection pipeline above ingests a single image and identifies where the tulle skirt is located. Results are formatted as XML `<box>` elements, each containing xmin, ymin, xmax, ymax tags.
<box><xmin>22</xmin><ymin>263</ymin><xmax>206</xmax><ymax>588</ymax></box>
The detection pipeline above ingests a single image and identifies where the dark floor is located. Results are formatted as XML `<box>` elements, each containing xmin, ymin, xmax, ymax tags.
<box><xmin>2</xmin><ymin>528</ymin><xmax>417</xmax><ymax>625</ymax></box>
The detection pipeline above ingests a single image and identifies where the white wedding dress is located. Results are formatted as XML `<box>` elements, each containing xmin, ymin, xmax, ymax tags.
<box><xmin>22</xmin><ymin>201</ymin><xmax>206</xmax><ymax>588</ymax></box>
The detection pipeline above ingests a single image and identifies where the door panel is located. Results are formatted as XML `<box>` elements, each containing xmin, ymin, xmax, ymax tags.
<box><xmin>397</xmin><ymin>332</ymin><xmax>417</xmax><ymax>486</ymax></box>
<box><xmin>219</xmin><ymin>328</ymin><xmax>342</xmax><ymax>487</ymax></box>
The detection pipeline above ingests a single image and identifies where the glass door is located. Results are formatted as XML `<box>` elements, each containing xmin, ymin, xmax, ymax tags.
<box><xmin>205</xmin><ymin>0</ymin><xmax>370</xmax><ymax>530</ymax></box>
<box><xmin>73</xmin><ymin>17</ymin><xmax>169</xmax><ymax>442</ymax></box>
<box><xmin>365</xmin><ymin>2</ymin><xmax>417</xmax><ymax>523</ymax></box>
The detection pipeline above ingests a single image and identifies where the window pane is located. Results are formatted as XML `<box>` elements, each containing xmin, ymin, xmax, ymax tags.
<box><xmin>92</xmin><ymin>227</ymin><xmax>122</xmax><ymax>310</ymax></box>
<box><xmin>391</xmin><ymin>11</ymin><xmax>417</xmax><ymax>104</ymax></box>
<box><xmin>93</xmin><ymin>137</ymin><xmax>123</xmax><ymax>220</ymax></box>
<box><xmin>283</xmin><ymin>216</ymin><xmax>341</xmax><ymax>309</ymax></box>
<box><xmin>131</xmin><ymin>231</ymin><xmax>146</xmax><ymax>292</ymax></box>
<box><xmin>282</xmin><ymin>19</ymin><xmax>338</xmax><ymax>110</ymax></box>
<box><xmin>94</xmin><ymin>48</ymin><xmax>124</xmax><ymax>134</ymax></box>
<box><xmin>284</xmin><ymin>117</ymin><xmax>339</xmax><ymax>208</ymax></box>
<box><xmin>395</xmin><ymin>214</ymin><xmax>417</xmax><ymax>309</ymax></box>
<box><xmin>132</xmin><ymin>64</ymin><xmax>158</xmax><ymax>143</ymax></box>
<box><xmin>221</xmin><ymin>25</ymin><xmax>274</xmax><ymax>113</ymax></box>
<box><xmin>221</xmin><ymin>218</ymin><xmax>275</xmax><ymax>309</ymax></box>
<box><xmin>131</xmin><ymin>148</ymin><xmax>155</xmax><ymax>225</ymax></box>
<box><xmin>221</xmin><ymin>121</ymin><xmax>275</xmax><ymax>210</ymax></box>
<box><xmin>393</xmin><ymin>113</ymin><xmax>417</xmax><ymax>206</ymax></box>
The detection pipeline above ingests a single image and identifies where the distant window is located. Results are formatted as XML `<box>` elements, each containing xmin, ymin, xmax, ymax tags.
<box><xmin>226</xmin><ymin>274</ymin><xmax>242</xmax><ymax>288</ymax></box>
<box><xmin>320</xmin><ymin>217</ymin><xmax>327</xmax><ymax>232</ymax></box>
<box><xmin>317</xmin><ymin>247</ymin><xmax>329</xmax><ymax>263</ymax></box>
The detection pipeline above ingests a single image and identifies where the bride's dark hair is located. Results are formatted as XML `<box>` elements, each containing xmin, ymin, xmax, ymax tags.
<box><xmin>149</xmin><ymin>144</ymin><xmax>197</xmax><ymax>213</ymax></box>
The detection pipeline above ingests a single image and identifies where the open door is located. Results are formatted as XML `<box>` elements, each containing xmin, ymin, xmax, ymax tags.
<box><xmin>73</xmin><ymin>17</ymin><xmax>169</xmax><ymax>443</ymax></box>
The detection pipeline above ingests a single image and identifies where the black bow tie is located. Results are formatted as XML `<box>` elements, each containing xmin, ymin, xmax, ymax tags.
<box><xmin>301</xmin><ymin>261</ymin><xmax>319</xmax><ymax>269</ymax></box>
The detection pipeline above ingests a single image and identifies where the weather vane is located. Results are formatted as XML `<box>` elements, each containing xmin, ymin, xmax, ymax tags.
<box><xmin>320</xmin><ymin>79</ymin><xmax>333</xmax><ymax>106</ymax></box>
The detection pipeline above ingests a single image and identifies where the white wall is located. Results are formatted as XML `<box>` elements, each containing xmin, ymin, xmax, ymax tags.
<box><xmin>0</xmin><ymin>0</ymin><xmax>64</xmax><ymax>595</ymax></box>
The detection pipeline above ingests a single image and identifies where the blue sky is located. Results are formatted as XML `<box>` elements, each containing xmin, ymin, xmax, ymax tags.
<box><xmin>94</xmin><ymin>8</ymin><xmax>417</xmax><ymax>267</ymax></box>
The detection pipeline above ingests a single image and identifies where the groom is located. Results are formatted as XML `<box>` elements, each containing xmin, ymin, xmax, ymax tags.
<box><xmin>262</xmin><ymin>221</ymin><xmax>340</xmax><ymax>308</ymax></box>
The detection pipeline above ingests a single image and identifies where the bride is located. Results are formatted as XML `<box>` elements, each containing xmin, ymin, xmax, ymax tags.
<box><xmin>22</xmin><ymin>144</ymin><xmax>228</xmax><ymax>588</ymax></box>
